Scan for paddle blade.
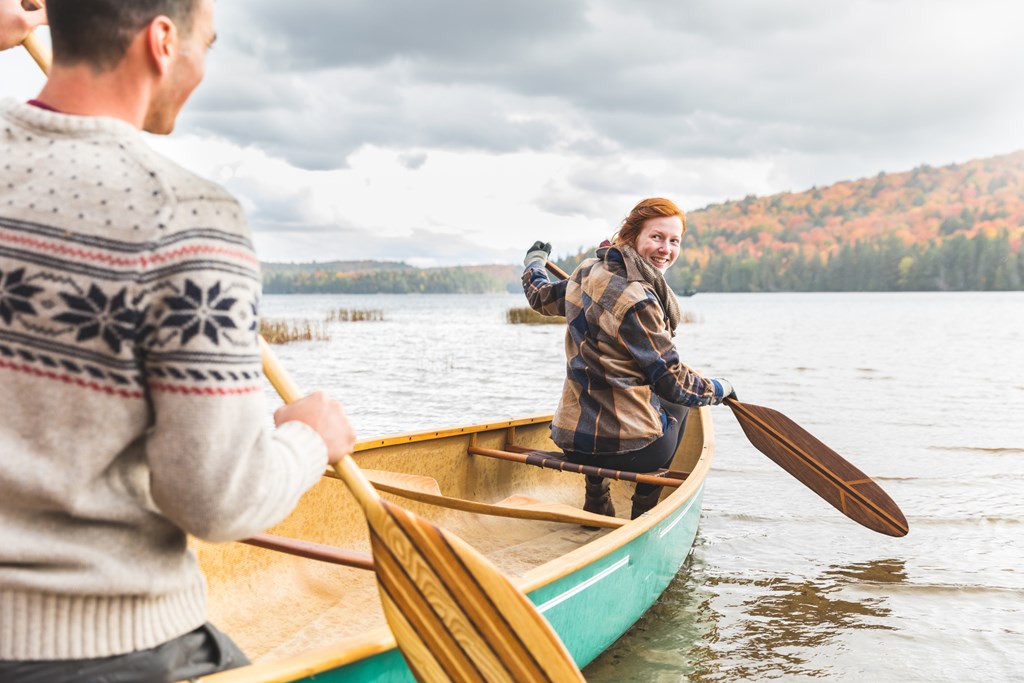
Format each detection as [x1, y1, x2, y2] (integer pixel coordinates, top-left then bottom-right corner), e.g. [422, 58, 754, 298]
[727, 399, 909, 537]
[334, 457, 583, 683]
[368, 498, 584, 683]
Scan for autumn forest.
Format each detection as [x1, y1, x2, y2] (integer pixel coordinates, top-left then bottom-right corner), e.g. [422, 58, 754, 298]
[264, 150, 1024, 294]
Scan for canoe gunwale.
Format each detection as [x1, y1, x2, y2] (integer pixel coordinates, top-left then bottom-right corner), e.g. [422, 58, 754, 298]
[197, 407, 714, 683]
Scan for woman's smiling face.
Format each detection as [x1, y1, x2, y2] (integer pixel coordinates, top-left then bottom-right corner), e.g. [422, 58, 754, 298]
[634, 215, 684, 271]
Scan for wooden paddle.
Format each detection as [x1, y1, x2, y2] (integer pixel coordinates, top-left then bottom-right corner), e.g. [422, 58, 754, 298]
[20, 1, 50, 74]
[724, 398, 908, 536]
[260, 338, 585, 682]
[542, 259, 908, 537]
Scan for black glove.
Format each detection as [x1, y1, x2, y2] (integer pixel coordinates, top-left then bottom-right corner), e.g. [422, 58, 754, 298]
[523, 240, 552, 268]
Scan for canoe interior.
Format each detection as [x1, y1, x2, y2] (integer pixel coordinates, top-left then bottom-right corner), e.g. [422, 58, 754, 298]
[195, 409, 709, 673]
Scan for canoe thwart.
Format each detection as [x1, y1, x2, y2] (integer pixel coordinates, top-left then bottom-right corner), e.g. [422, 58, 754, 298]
[470, 445, 689, 488]
[242, 533, 374, 571]
[331, 465, 626, 529]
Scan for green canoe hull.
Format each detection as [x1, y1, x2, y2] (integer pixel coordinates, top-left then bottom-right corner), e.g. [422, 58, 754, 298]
[282, 485, 704, 682]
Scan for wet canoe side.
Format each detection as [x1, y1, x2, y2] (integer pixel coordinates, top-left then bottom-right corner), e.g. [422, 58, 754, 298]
[198, 407, 714, 683]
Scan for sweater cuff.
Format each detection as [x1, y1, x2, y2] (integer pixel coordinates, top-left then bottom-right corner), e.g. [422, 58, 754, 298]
[273, 420, 329, 477]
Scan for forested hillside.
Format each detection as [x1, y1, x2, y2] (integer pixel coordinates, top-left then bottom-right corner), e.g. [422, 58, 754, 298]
[669, 150, 1024, 291]
[263, 150, 1024, 293]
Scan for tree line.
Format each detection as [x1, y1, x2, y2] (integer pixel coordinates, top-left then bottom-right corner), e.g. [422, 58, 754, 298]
[262, 267, 507, 294]
[662, 230, 1023, 292]
[265, 230, 1022, 294]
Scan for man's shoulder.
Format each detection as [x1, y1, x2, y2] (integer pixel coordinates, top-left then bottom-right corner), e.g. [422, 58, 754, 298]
[115, 140, 248, 239]
[141, 151, 241, 214]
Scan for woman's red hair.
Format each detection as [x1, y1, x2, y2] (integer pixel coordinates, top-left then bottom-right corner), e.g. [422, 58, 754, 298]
[611, 197, 686, 248]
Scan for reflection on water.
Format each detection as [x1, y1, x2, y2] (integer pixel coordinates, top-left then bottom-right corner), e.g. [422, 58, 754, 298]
[585, 551, 907, 682]
[695, 560, 904, 681]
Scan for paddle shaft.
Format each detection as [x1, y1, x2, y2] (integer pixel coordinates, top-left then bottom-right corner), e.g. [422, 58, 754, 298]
[257, 339, 384, 517]
[545, 260, 569, 280]
[20, 1, 50, 74]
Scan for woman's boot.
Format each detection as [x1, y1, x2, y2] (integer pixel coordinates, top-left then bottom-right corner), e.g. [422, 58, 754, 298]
[630, 487, 663, 519]
[582, 476, 615, 529]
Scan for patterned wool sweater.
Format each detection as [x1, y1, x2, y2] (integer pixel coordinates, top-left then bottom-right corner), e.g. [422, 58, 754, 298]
[0, 100, 328, 660]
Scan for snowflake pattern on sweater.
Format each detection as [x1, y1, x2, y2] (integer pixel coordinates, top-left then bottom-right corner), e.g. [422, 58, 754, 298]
[0, 205, 261, 395]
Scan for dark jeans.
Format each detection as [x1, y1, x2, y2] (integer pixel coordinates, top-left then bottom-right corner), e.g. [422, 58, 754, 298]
[563, 401, 690, 496]
[0, 623, 248, 683]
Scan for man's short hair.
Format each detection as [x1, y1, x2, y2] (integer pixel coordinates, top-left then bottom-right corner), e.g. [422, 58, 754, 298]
[48, 0, 200, 70]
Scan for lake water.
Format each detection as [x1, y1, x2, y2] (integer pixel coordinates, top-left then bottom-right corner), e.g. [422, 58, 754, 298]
[262, 291, 1024, 683]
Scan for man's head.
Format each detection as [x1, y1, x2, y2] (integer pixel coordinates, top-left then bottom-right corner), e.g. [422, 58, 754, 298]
[46, 0, 216, 134]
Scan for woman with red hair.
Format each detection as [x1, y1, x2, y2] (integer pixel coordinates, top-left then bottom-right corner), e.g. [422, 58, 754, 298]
[523, 198, 735, 520]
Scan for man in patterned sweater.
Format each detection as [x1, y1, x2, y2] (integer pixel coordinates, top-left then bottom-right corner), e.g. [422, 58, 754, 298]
[0, 1, 356, 680]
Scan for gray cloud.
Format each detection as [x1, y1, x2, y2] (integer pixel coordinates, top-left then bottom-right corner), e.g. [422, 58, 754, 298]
[219, 0, 589, 69]
[189, 0, 1024, 177]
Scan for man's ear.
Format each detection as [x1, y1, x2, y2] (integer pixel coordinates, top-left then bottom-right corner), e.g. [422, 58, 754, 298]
[146, 16, 177, 74]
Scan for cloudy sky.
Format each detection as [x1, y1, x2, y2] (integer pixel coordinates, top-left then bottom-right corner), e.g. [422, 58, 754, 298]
[3, 0, 1024, 266]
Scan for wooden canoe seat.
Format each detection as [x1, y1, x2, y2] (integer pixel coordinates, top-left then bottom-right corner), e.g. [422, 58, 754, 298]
[467, 443, 690, 488]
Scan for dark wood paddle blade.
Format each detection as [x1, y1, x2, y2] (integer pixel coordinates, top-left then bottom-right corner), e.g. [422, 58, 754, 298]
[726, 399, 909, 537]
[335, 458, 584, 683]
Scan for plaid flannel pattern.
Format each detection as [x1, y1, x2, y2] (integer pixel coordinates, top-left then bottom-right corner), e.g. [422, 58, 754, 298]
[523, 248, 721, 455]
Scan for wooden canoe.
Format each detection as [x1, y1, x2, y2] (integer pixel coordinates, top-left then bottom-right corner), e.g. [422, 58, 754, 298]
[194, 406, 714, 682]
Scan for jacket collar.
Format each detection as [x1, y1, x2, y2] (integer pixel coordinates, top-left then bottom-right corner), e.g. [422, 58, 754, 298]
[597, 245, 645, 283]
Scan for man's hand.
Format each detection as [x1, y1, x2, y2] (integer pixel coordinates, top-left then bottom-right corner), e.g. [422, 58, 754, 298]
[0, 0, 47, 52]
[524, 240, 552, 268]
[274, 391, 356, 464]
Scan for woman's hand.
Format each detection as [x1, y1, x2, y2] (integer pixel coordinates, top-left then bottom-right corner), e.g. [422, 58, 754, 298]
[712, 378, 737, 403]
[524, 240, 552, 267]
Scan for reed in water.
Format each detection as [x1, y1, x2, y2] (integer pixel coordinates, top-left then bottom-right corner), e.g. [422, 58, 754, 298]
[506, 307, 565, 324]
[326, 308, 385, 322]
[259, 319, 330, 344]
